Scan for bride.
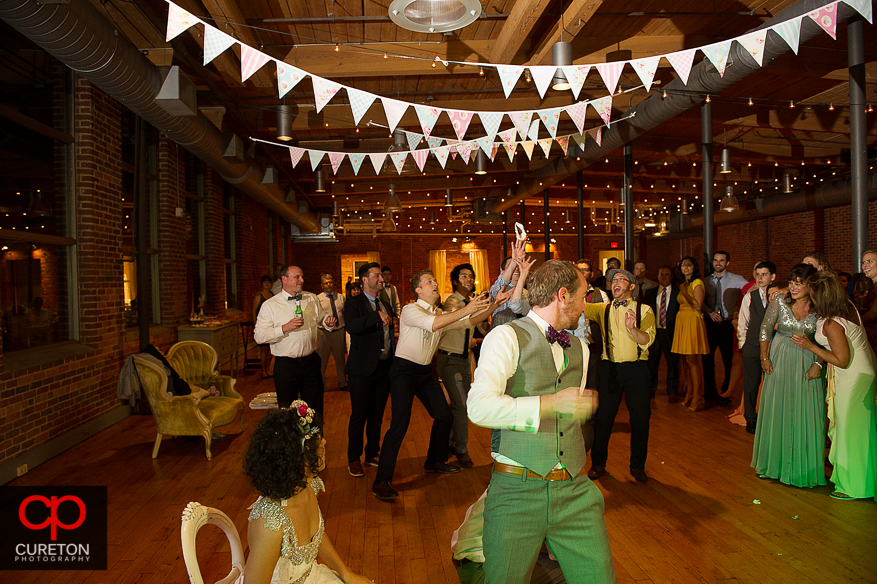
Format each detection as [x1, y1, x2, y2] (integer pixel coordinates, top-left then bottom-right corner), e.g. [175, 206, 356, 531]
[243, 402, 372, 584]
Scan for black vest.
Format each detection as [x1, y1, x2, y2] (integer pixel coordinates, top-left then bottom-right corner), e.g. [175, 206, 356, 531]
[744, 289, 768, 350]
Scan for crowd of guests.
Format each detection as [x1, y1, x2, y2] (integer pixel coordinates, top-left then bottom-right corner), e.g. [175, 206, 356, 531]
[244, 246, 877, 584]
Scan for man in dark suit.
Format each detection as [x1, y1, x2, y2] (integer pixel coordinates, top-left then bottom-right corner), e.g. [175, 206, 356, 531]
[737, 261, 776, 434]
[644, 266, 680, 402]
[343, 262, 395, 478]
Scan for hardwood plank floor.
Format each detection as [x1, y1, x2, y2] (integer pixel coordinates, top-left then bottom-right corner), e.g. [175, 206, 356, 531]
[7, 358, 877, 584]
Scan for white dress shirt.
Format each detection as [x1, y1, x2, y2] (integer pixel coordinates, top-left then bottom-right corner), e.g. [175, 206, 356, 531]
[655, 284, 673, 330]
[468, 312, 589, 435]
[438, 292, 476, 354]
[254, 290, 330, 358]
[379, 283, 402, 317]
[395, 299, 472, 365]
[570, 287, 607, 342]
[704, 271, 748, 319]
[317, 291, 345, 330]
[737, 287, 767, 348]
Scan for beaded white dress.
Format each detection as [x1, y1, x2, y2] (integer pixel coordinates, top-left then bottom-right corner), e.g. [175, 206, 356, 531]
[247, 477, 342, 584]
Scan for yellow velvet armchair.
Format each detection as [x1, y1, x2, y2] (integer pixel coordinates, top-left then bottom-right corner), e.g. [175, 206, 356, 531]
[133, 341, 244, 461]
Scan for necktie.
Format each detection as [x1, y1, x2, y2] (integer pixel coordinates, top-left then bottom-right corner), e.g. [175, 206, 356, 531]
[715, 276, 723, 318]
[287, 294, 302, 302]
[327, 293, 339, 329]
[546, 325, 571, 349]
[373, 298, 384, 350]
[613, 299, 629, 309]
[659, 287, 668, 328]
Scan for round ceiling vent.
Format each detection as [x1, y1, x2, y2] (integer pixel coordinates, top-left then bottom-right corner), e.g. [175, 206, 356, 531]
[388, 0, 482, 34]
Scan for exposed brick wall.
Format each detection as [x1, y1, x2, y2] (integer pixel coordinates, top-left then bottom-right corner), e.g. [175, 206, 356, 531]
[203, 169, 226, 314]
[157, 137, 188, 325]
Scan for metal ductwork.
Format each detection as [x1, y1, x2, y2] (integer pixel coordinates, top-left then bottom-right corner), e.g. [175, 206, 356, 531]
[493, 0, 861, 212]
[679, 173, 877, 231]
[0, 0, 319, 232]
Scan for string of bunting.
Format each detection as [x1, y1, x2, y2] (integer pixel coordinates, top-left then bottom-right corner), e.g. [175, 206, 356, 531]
[165, 0, 870, 137]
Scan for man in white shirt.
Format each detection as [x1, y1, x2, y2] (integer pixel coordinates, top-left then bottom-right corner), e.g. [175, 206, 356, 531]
[379, 266, 402, 318]
[468, 259, 614, 584]
[633, 260, 658, 302]
[316, 273, 347, 391]
[255, 265, 335, 413]
[737, 260, 776, 434]
[372, 270, 499, 501]
[702, 251, 749, 406]
[645, 266, 680, 401]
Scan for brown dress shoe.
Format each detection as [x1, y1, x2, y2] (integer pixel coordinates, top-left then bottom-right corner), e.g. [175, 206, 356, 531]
[372, 481, 399, 500]
[348, 461, 365, 477]
[587, 465, 605, 480]
[630, 468, 649, 482]
[364, 456, 380, 467]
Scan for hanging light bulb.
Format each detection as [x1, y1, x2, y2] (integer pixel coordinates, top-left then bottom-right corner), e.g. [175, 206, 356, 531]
[334, 43, 340, 52]
[719, 185, 739, 212]
[444, 188, 453, 207]
[705, 94, 711, 103]
[550, 41, 572, 91]
[662, 89, 668, 99]
[829, 103, 834, 111]
[525, 71, 531, 83]
[783, 171, 793, 193]
[748, 97, 754, 106]
[789, 100, 795, 108]
[475, 150, 488, 175]
[276, 104, 293, 141]
[429, 208, 436, 224]
[384, 51, 388, 59]
[314, 168, 326, 193]
[479, 67, 484, 76]
[384, 183, 401, 212]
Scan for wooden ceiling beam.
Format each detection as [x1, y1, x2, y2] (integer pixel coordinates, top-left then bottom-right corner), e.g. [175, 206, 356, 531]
[724, 108, 877, 135]
[527, 0, 605, 66]
[489, 0, 551, 64]
[201, 0, 275, 88]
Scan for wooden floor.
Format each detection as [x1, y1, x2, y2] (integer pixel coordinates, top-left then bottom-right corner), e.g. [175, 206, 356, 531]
[8, 357, 877, 584]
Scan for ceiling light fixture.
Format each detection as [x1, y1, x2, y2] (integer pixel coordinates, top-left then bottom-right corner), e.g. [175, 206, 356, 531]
[719, 185, 738, 212]
[314, 168, 326, 193]
[783, 171, 793, 193]
[388, 0, 482, 34]
[276, 104, 293, 141]
[719, 132, 731, 174]
[444, 188, 453, 207]
[384, 183, 402, 212]
[551, 41, 572, 91]
[475, 149, 488, 175]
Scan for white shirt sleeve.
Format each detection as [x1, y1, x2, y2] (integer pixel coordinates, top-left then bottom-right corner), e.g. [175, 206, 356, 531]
[254, 297, 284, 344]
[737, 292, 752, 348]
[401, 302, 435, 331]
[467, 325, 541, 433]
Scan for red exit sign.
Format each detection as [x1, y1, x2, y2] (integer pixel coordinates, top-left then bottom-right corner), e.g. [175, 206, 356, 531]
[610, 242, 618, 249]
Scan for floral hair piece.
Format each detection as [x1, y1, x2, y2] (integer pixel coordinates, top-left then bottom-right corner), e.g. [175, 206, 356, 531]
[290, 399, 320, 446]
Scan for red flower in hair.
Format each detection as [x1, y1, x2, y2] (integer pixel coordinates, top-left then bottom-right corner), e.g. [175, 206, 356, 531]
[298, 404, 310, 417]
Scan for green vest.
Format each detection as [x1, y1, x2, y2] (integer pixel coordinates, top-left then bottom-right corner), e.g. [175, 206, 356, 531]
[497, 317, 587, 477]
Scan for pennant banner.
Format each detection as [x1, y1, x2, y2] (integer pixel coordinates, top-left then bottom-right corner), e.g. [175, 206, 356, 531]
[502, 141, 517, 162]
[328, 152, 345, 175]
[556, 136, 569, 155]
[498, 128, 517, 144]
[448, 110, 474, 141]
[203, 26, 236, 65]
[631, 56, 660, 90]
[389, 152, 407, 174]
[434, 146, 450, 168]
[405, 131, 422, 152]
[566, 101, 588, 134]
[369, 152, 386, 175]
[479, 112, 504, 141]
[347, 87, 376, 125]
[537, 138, 553, 158]
[561, 65, 591, 100]
[538, 108, 562, 139]
[772, 16, 802, 54]
[530, 66, 556, 98]
[496, 65, 525, 98]
[313, 77, 342, 113]
[381, 97, 409, 132]
[427, 136, 443, 149]
[348, 153, 366, 175]
[665, 49, 696, 85]
[596, 62, 624, 95]
[809, 2, 839, 39]
[414, 105, 441, 137]
[844, 0, 872, 23]
[166, 3, 198, 42]
[591, 96, 613, 126]
[476, 135, 494, 155]
[510, 111, 533, 140]
[737, 30, 768, 67]
[701, 42, 731, 77]
[521, 140, 536, 160]
[412, 149, 429, 172]
[277, 62, 306, 98]
[527, 119, 540, 142]
[309, 150, 326, 171]
[288, 147, 305, 168]
[241, 45, 270, 82]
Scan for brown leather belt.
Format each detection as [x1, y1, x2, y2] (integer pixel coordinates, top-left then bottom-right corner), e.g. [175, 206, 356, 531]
[493, 462, 583, 481]
[437, 349, 467, 358]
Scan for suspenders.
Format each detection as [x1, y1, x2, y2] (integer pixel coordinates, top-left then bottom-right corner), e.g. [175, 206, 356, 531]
[603, 301, 642, 361]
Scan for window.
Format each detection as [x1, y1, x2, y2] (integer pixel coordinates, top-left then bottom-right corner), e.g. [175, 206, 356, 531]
[185, 156, 206, 315]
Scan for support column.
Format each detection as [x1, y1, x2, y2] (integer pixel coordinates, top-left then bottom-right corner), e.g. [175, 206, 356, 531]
[502, 209, 508, 260]
[702, 101, 714, 263]
[849, 15, 868, 268]
[544, 189, 550, 261]
[623, 143, 634, 270]
[576, 170, 584, 259]
[134, 116, 151, 350]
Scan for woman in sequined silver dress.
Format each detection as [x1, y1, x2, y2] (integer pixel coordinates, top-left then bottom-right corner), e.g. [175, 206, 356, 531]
[751, 264, 828, 488]
[243, 404, 372, 584]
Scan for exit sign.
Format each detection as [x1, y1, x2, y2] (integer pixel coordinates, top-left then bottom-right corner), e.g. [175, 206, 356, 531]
[610, 242, 618, 249]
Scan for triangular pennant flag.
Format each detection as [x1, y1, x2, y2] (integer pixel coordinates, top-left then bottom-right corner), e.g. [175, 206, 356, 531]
[529, 66, 556, 98]
[490, 143, 499, 162]
[479, 112, 504, 141]
[449, 142, 459, 160]
[380, 97, 409, 132]
[502, 141, 517, 162]
[556, 136, 569, 155]
[309, 150, 326, 171]
[521, 140, 536, 160]
[561, 65, 591, 99]
[737, 30, 768, 67]
[475, 135, 494, 155]
[241, 45, 271, 82]
[313, 76, 342, 113]
[630, 56, 661, 90]
[496, 65, 525, 98]
[590, 96, 613, 126]
[537, 138, 553, 158]
[328, 152, 345, 175]
[414, 105, 441, 138]
[589, 127, 602, 147]
[277, 62, 307, 98]
[389, 151, 407, 174]
[566, 101, 588, 134]
[498, 128, 517, 144]
[427, 136, 443, 149]
[701, 42, 731, 77]
[665, 49, 696, 85]
[448, 110, 474, 140]
[459, 143, 474, 164]
[288, 147, 305, 168]
[509, 111, 533, 140]
[166, 3, 199, 42]
[573, 133, 587, 150]
[347, 87, 377, 125]
[537, 107, 562, 139]
[808, 2, 839, 40]
[527, 119, 540, 142]
[348, 153, 366, 176]
[595, 62, 625, 95]
[434, 146, 450, 168]
[203, 26, 236, 65]
[772, 16, 802, 55]
[843, 0, 873, 24]
[412, 149, 429, 172]
[405, 131, 423, 152]
[368, 152, 386, 175]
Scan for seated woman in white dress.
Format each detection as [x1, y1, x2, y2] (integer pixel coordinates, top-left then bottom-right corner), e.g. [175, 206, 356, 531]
[243, 402, 372, 584]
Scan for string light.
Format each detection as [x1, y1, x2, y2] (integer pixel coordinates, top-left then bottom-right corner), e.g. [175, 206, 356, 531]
[662, 89, 667, 99]
[384, 52, 388, 59]
[704, 95, 710, 103]
[789, 100, 795, 108]
[334, 44, 340, 52]
[829, 103, 834, 111]
[748, 97, 753, 106]
[479, 67, 484, 76]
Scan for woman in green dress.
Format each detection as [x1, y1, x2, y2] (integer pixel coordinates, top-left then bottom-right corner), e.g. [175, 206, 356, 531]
[752, 264, 827, 488]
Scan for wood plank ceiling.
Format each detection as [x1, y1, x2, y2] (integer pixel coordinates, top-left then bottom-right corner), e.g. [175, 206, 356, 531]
[78, 0, 877, 234]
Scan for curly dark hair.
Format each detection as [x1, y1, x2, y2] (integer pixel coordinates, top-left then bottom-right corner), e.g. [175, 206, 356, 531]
[675, 256, 701, 285]
[244, 408, 324, 500]
[786, 263, 818, 308]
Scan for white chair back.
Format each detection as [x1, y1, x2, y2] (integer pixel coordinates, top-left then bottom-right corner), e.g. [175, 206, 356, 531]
[181, 502, 245, 584]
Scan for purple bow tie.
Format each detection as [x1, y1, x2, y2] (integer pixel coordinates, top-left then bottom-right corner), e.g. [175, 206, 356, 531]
[546, 325, 571, 349]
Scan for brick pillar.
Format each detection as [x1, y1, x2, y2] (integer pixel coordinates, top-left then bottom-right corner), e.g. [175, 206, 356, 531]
[157, 137, 188, 325]
[203, 169, 226, 314]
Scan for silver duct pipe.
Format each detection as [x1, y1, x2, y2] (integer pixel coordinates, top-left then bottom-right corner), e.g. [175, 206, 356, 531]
[493, 0, 861, 213]
[681, 173, 877, 231]
[0, 0, 319, 232]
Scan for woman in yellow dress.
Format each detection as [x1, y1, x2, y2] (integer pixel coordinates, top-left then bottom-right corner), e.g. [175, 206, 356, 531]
[671, 257, 710, 412]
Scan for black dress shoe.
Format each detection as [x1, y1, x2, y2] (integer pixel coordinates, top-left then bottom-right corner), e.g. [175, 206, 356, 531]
[372, 481, 399, 500]
[587, 465, 605, 480]
[630, 468, 649, 483]
[424, 462, 462, 474]
[746, 420, 756, 434]
[456, 453, 474, 468]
